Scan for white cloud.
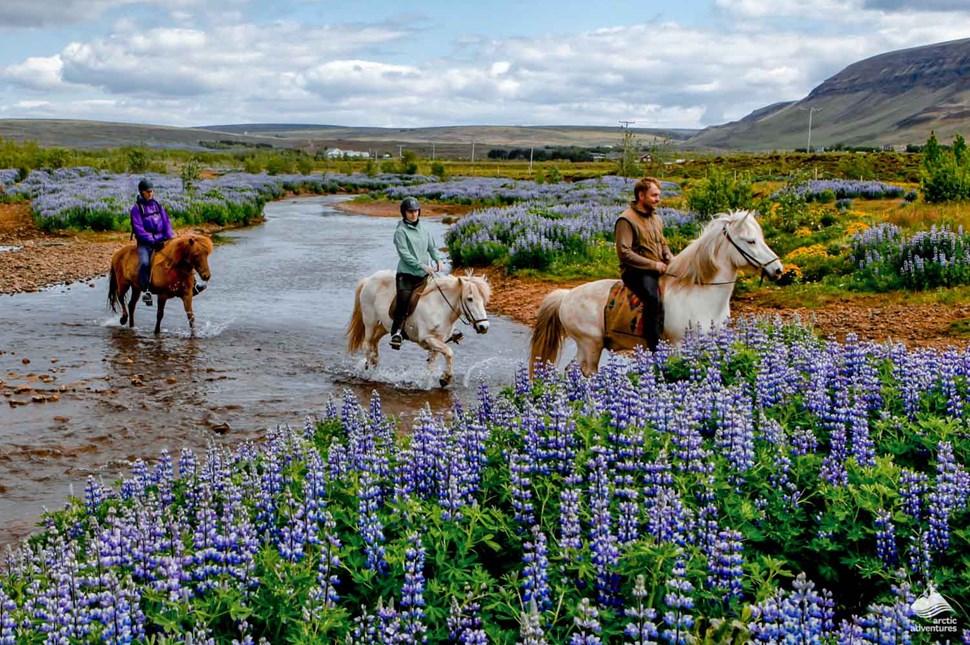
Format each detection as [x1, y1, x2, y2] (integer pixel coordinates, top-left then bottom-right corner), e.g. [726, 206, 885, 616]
[1, 56, 67, 91]
[0, 3, 968, 128]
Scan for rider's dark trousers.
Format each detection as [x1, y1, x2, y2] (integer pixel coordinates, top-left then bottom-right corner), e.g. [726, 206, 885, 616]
[136, 242, 154, 291]
[391, 272, 424, 335]
[621, 267, 663, 351]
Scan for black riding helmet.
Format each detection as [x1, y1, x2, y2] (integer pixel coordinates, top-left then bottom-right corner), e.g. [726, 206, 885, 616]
[138, 178, 154, 193]
[400, 196, 421, 219]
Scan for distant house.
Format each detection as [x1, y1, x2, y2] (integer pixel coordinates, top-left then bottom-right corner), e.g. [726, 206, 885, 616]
[325, 148, 370, 159]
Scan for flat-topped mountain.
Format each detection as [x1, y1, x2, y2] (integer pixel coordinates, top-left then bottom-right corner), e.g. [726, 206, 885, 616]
[688, 38, 970, 151]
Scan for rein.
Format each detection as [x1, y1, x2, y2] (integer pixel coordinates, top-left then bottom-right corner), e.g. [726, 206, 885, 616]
[431, 275, 488, 326]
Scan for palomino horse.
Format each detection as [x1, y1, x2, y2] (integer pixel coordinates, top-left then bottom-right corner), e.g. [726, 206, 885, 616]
[530, 210, 783, 375]
[107, 234, 213, 335]
[346, 270, 491, 387]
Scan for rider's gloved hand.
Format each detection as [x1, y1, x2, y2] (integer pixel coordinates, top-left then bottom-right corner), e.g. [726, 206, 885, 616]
[424, 265, 436, 276]
[152, 240, 166, 252]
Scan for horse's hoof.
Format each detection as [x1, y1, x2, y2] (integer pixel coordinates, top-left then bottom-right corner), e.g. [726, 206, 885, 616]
[120, 315, 128, 325]
[439, 375, 451, 387]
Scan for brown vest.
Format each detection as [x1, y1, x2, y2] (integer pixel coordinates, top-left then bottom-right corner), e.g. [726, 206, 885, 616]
[615, 204, 668, 270]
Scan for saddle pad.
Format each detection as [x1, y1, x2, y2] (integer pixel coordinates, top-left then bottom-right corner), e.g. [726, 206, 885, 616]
[603, 280, 645, 352]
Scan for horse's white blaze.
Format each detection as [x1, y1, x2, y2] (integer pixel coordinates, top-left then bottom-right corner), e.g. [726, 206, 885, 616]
[531, 210, 782, 374]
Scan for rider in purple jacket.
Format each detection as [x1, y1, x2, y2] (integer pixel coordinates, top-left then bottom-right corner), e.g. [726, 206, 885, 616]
[130, 178, 174, 307]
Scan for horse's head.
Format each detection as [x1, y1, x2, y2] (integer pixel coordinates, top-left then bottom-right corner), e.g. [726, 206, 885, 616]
[459, 274, 491, 334]
[173, 234, 213, 282]
[722, 210, 783, 280]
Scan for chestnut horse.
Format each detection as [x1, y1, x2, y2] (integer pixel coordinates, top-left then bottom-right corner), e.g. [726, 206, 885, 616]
[530, 210, 783, 375]
[107, 234, 213, 335]
[346, 270, 491, 387]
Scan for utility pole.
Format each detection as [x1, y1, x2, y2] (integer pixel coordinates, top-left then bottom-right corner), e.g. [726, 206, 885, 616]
[799, 107, 822, 153]
[471, 139, 476, 163]
[431, 142, 435, 161]
[529, 145, 534, 172]
[398, 145, 404, 159]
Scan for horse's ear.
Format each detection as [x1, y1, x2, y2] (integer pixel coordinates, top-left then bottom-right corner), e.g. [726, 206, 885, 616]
[189, 238, 195, 246]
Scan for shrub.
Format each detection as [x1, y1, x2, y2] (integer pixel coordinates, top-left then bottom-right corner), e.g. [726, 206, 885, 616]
[686, 169, 754, 215]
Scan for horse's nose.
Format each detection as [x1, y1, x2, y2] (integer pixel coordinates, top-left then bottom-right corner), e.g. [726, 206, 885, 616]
[476, 321, 489, 334]
[201, 271, 212, 281]
[770, 263, 783, 280]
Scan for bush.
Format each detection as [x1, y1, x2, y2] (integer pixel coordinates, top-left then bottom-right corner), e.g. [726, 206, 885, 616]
[686, 169, 753, 215]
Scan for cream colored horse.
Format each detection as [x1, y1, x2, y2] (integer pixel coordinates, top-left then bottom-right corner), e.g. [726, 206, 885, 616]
[530, 210, 783, 375]
[346, 270, 491, 387]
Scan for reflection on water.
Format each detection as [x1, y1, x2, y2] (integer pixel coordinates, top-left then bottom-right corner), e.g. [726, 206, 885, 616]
[0, 196, 531, 546]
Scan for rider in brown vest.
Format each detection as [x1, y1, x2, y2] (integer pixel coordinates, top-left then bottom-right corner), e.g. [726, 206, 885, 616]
[614, 177, 672, 351]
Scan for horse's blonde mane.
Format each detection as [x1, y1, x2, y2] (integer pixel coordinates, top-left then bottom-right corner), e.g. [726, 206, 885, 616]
[665, 210, 755, 287]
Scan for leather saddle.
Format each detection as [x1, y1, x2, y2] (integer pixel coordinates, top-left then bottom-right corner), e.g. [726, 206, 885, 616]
[388, 276, 431, 338]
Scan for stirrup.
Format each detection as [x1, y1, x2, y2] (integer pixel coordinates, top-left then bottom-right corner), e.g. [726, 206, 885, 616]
[142, 292, 153, 307]
[447, 329, 464, 344]
[389, 333, 402, 350]
[193, 282, 207, 296]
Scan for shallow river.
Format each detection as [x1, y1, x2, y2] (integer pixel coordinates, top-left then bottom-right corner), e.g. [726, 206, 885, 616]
[0, 196, 531, 545]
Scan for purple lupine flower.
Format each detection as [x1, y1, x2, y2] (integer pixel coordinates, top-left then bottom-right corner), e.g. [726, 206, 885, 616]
[522, 527, 552, 612]
[928, 441, 960, 552]
[0, 583, 19, 645]
[400, 532, 427, 643]
[518, 597, 549, 644]
[707, 529, 744, 602]
[509, 451, 535, 529]
[588, 449, 620, 607]
[874, 509, 898, 566]
[447, 584, 485, 643]
[624, 574, 659, 644]
[662, 557, 695, 645]
[899, 468, 927, 521]
[569, 597, 603, 644]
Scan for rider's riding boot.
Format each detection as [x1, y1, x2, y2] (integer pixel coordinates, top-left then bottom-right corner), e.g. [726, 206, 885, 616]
[193, 282, 207, 296]
[142, 291, 153, 307]
[390, 332, 403, 350]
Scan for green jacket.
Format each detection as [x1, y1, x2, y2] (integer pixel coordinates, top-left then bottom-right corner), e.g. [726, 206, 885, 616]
[394, 219, 442, 276]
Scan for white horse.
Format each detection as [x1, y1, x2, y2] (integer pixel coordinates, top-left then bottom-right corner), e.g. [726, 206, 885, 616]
[530, 210, 783, 375]
[346, 270, 491, 386]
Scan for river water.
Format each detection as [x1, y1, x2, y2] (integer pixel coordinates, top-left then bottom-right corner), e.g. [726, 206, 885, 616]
[0, 196, 531, 545]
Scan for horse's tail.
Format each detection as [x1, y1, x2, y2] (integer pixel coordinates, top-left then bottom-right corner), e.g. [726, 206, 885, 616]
[107, 265, 119, 312]
[346, 279, 366, 352]
[530, 289, 568, 376]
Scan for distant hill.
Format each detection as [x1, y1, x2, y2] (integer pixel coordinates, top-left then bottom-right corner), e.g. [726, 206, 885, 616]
[198, 123, 698, 158]
[0, 119, 695, 158]
[689, 38, 970, 151]
[0, 118, 292, 151]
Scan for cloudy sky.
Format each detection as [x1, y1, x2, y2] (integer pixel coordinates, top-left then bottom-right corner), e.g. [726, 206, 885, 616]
[0, 0, 967, 130]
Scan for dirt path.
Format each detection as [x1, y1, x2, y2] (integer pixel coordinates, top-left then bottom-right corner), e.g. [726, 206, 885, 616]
[3, 199, 969, 350]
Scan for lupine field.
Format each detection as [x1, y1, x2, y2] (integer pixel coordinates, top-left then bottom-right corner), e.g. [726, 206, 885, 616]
[2, 164, 970, 641]
[0, 320, 968, 643]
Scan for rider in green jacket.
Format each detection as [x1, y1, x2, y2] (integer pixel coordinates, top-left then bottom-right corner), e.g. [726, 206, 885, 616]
[390, 197, 442, 349]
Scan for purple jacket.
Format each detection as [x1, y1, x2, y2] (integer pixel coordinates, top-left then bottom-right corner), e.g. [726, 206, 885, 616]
[130, 198, 174, 245]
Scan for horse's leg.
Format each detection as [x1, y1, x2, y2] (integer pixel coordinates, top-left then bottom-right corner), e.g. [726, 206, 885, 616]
[154, 296, 169, 335]
[422, 337, 453, 387]
[118, 283, 130, 326]
[364, 323, 384, 368]
[575, 337, 604, 376]
[127, 287, 140, 329]
[179, 294, 195, 336]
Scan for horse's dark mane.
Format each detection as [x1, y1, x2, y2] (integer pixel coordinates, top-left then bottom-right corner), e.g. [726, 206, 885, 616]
[665, 210, 755, 287]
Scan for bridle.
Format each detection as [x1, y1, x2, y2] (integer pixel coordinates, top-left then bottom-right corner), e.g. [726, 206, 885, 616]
[431, 275, 488, 326]
[664, 223, 779, 286]
[722, 223, 780, 281]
